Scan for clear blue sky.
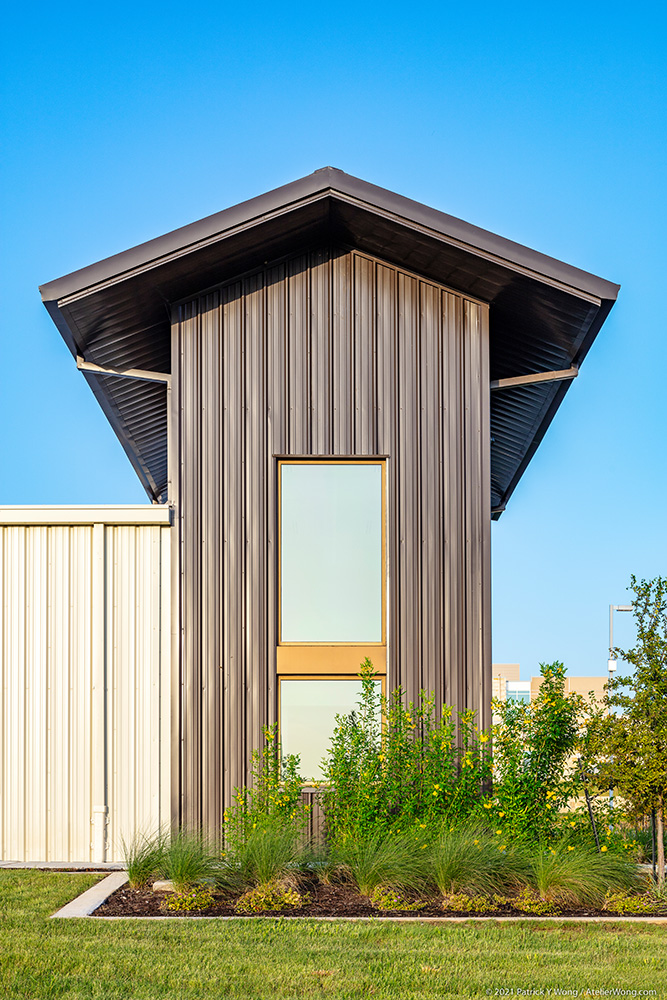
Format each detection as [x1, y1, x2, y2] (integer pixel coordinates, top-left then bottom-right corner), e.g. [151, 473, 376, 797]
[1, 2, 665, 679]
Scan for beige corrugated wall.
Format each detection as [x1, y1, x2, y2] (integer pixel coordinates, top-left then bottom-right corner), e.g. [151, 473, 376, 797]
[0, 507, 171, 863]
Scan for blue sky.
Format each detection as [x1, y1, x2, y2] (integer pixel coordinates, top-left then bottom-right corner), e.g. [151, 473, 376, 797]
[1, 2, 665, 678]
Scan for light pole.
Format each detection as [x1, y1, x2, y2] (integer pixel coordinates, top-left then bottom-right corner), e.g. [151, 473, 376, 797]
[607, 603, 633, 821]
[608, 603, 633, 677]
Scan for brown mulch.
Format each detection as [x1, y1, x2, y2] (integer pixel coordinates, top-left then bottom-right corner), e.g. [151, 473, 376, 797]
[93, 880, 656, 919]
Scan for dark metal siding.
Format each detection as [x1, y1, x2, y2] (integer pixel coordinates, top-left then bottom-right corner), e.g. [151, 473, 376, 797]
[172, 248, 490, 831]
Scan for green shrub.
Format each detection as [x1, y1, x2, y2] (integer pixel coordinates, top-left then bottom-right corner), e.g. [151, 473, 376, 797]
[431, 825, 530, 897]
[235, 878, 306, 913]
[440, 892, 496, 914]
[160, 830, 221, 892]
[528, 841, 641, 907]
[369, 886, 426, 911]
[505, 889, 558, 915]
[224, 725, 308, 846]
[332, 829, 432, 897]
[122, 832, 165, 888]
[161, 886, 215, 912]
[321, 660, 492, 843]
[603, 891, 663, 915]
[492, 662, 584, 843]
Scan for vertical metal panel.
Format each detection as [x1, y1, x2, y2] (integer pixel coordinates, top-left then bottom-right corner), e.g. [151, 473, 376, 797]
[174, 249, 491, 830]
[0, 511, 170, 862]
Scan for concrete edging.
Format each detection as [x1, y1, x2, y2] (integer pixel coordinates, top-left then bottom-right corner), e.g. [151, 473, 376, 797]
[51, 871, 128, 918]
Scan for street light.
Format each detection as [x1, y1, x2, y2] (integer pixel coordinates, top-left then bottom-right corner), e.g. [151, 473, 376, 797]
[608, 604, 633, 678]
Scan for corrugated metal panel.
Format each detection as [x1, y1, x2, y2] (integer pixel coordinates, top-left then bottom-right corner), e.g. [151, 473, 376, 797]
[173, 247, 491, 831]
[0, 509, 170, 863]
[42, 168, 617, 518]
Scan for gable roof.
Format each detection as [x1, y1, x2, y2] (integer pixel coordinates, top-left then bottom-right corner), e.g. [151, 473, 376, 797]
[40, 167, 619, 513]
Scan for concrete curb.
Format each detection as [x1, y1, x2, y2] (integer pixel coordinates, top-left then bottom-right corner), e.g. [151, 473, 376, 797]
[91, 913, 667, 924]
[51, 871, 128, 918]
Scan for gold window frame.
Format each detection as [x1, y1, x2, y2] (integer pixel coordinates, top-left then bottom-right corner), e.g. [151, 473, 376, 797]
[278, 674, 386, 784]
[276, 457, 387, 676]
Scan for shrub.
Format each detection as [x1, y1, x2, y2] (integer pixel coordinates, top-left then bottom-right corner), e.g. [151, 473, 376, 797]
[431, 825, 530, 897]
[235, 878, 306, 913]
[321, 660, 492, 843]
[332, 829, 432, 897]
[224, 725, 308, 846]
[492, 662, 584, 842]
[528, 841, 641, 907]
[122, 832, 165, 888]
[369, 886, 426, 911]
[220, 725, 311, 893]
[160, 830, 221, 892]
[505, 889, 558, 915]
[440, 892, 496, 914]
[604, 891, 664, 915]
[161, 886, 215, 912]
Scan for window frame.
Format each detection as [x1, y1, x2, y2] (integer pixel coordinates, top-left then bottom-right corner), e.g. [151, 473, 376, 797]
[276, 457, 387, 676]
[278, 673, 386, 782]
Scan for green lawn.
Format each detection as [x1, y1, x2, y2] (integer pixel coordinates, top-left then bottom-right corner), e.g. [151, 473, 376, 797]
[1, 872, 667, 999]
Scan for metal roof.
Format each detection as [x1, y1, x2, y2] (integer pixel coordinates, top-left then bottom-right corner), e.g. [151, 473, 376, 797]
[40, 166, 619, 512]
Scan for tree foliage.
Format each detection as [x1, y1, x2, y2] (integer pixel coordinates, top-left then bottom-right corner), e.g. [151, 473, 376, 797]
[320, 659, 492, 844]
[491, 661, 583, 842]
[589, 576, 667, 882]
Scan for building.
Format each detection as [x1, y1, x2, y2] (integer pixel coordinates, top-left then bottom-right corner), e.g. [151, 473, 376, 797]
[0, 169, 618, 860]
[493, 664, 606, 704]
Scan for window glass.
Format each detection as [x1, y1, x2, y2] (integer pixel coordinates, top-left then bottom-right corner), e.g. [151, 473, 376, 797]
[280, 678, 381, 781]
[280, 462, 382, 642]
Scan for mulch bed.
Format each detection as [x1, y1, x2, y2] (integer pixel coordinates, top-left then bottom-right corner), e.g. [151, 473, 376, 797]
[93, 880, 657, 919]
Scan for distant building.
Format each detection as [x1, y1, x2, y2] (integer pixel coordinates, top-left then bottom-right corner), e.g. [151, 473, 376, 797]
[493, 664, 606, 705]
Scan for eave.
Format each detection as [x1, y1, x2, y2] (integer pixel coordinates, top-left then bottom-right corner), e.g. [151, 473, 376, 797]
[40, 167, 619, 511]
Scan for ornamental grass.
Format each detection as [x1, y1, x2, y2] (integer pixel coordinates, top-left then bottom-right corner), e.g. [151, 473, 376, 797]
[430, 824, 531, 898]
[218, 817, 309, 892]
[332, 829, 432, 898]
[122, 831, 166, 888]
[527, 840, 642, 907]
[159, 829, 222, 892]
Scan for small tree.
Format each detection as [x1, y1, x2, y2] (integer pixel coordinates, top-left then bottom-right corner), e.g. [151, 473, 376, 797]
[590, 576, 667, 883]
[492, 662, 583, 842]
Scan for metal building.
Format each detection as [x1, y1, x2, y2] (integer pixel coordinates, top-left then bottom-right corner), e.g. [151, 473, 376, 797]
[33, 168, 618, 842]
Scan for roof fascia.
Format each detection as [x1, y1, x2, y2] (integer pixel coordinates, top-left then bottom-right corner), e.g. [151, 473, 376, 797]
[40, 167, 619, 309]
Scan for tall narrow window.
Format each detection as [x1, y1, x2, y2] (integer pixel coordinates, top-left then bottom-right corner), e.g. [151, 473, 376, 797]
[278, 459, 386, 779]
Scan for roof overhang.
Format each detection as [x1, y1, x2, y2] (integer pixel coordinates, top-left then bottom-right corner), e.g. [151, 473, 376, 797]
[40, 167, 619, 510]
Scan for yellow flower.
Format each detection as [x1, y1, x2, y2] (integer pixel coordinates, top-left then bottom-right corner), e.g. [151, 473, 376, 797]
[421, 844, 427, 849]
[498, 812, 505, 818]
[500, 845, 506, 851]
[495, 829, 502, 836]
[483, 802, 492, 810]
[569, 821, 576, 828]
[419, 823, 426, 829]
[600, 845, 608, 852]
[473, 839, 479, 846]
[567, 846, 574, 851]
[480, 733, 489, 743]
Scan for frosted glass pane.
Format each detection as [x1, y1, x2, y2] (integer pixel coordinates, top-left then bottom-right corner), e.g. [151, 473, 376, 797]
[281, 463, 382, 642]
[280, 679, 381, 781]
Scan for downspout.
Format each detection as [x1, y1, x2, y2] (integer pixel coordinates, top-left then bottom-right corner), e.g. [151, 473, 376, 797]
[91, 521, 108, 862]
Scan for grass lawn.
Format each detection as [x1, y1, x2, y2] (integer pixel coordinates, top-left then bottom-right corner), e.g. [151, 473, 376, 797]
[1, 872, 667, 999]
